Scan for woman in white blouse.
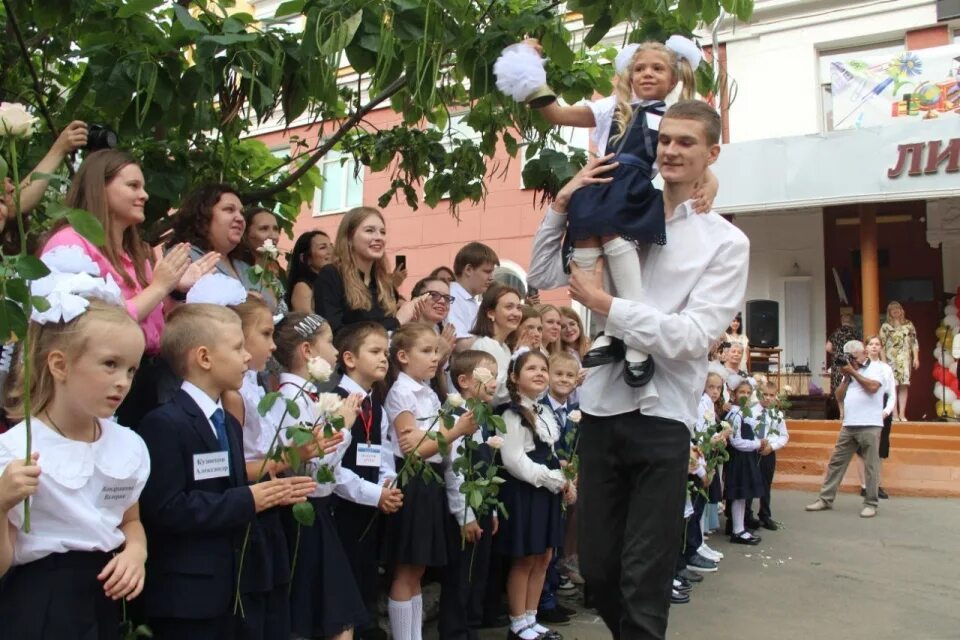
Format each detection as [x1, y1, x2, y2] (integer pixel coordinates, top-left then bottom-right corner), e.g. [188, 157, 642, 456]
[468, 283, 523, 407]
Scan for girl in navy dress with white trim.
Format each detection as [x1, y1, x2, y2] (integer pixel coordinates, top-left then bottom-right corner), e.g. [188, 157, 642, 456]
[498, 349, 575, 640]
[271, 313, 368, 640]
[384, 322, 479, 640]
[0, 262, 151, 640]
[723, 380, 767, 546]
[494, 36, 714, 386]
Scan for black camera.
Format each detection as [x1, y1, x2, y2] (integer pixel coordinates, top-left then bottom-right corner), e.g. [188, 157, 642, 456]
[85, 124, 117, 152]
[833, 354, 851, 368]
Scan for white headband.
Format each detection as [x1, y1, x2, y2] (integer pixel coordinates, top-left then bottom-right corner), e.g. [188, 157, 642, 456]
[615, 35, 703, 75]
[185, 273, 249, 306]
[30, 246, 124, 325]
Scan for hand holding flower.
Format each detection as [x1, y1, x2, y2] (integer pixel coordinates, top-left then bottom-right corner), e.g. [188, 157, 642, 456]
[462, 520, 483, 544]
[0, 452, 40, 513]
[98, 544, 147, 601]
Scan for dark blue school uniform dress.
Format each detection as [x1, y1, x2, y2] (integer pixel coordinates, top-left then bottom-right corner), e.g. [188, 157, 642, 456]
[723, 409, 765, 501]
[564, 101, 667, 261]
[496, 406, 564, 558]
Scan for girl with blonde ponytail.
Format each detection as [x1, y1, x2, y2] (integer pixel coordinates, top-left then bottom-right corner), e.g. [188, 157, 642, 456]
[495, 35, 718, 389]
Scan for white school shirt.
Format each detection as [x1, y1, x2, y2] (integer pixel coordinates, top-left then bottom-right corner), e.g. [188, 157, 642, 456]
[586, 95, 668, 170]
[448, 281, 480, 340]
[443, 419, 486, 527]
[274, 372, 352, 498]
[528, 201, 750, 428]
[695, 394, 716, 436]
[500, 400, 566, 493]
[759, 408, 790, 451]
[238, 370, 278, 461]
[469, 336, 512, 407]
[384, 371, 443, 464]
[181, 380, 224, 439]
[333, 373, 396, 507]
[0, 418, 150, 565]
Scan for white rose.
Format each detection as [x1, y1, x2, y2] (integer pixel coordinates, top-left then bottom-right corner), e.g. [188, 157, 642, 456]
[485, 435, 504, 450]
[314, 392, 344, 417]
[257, 238, 279, 260]
[446, 392, 465, 408]
[0, 102, 39, 139]
[567, 409, 582, 423]
[473, 367, 494, 384]
[306, 356, 332, 382]
[720, 420, 732, 431]
[703, 409, 716, 423]
[783, 385, 794, 394]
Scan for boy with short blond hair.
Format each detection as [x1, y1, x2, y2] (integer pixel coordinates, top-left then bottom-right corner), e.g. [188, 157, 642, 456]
[137, 304, 313, 639]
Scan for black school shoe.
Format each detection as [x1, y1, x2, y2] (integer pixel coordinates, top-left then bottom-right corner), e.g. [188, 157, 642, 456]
[879, 487, 889, 499]
[537, 608, 571, 625]
[670, 589, 690, 604]
[730, 531, 762, 545]
[623, 355, 655, 388]
[676, 568, 704, 583]
[582, 336, 625, 368]
[760, 518, 779, 531]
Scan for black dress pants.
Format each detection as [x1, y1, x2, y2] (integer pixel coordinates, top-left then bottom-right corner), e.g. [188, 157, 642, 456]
[577, 411, 689, 640]
[758, 451, 776, 521]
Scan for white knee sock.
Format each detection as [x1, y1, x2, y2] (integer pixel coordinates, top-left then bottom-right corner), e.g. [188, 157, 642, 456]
[573, 247, 609, 346]
[732, 499, 746, 535]
[388, 599, 413, 640]
[410, 593, 423, 640]
[603, 237, 648, 363]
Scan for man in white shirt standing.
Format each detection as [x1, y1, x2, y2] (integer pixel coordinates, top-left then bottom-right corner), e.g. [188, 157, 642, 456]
[528, 101, 749, 640]
[806, 340, 885, 518]
[447, 242, 499, 349]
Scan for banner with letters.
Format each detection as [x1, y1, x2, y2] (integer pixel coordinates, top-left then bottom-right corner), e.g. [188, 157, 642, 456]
[829, 44, 960, 130]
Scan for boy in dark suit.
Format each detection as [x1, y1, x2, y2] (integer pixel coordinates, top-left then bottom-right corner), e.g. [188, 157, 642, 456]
[136, 304, 311, 640]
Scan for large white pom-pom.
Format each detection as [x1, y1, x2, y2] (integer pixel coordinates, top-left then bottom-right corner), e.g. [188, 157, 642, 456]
[186, 273, 248, 306]
[41, 245, 102, 277]
[665, 35, 702, 69]
[615, 44, 641, 75]
[494, 43, 547, 103]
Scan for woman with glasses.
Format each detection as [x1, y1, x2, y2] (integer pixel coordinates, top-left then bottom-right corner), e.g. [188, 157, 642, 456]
[412, 276, 458, 367]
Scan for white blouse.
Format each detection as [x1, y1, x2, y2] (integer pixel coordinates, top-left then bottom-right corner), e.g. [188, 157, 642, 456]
[384, 371, 443, 464]
[0, 418, 150, 565]
[469, 336, 512, 407]
[500, 400, 566, 494]
[239, 370, 278, 461]
[274, 372, 352, 498]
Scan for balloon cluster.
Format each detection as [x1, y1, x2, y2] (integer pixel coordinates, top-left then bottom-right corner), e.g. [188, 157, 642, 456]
[933, 286, 960, 419]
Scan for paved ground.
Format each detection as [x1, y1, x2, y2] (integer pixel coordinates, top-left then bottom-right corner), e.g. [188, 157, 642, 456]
[461, 490, 960, 640]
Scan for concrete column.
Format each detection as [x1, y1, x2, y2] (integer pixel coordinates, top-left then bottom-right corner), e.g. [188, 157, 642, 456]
[859, 203, 880, 336]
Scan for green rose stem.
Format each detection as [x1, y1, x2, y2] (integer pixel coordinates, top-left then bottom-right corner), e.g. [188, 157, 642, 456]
[10, 139, 33, 533]
[357, 413, 443, 542]
[234, 382, 312, 616]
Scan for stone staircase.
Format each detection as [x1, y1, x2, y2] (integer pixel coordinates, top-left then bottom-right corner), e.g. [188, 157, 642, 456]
[773, 420, 960, 497]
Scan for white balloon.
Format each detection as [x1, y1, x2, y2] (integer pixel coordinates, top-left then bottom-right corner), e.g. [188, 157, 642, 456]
[946, 316, 960, 330]
[934, 382, 945, 398]
[945, 354, 956, 369]
[945, 389, 958, 404]
[934, 344, 945, 361]
[945, 303, 958, 317]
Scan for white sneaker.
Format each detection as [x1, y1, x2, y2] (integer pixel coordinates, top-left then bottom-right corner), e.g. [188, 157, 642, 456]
[698, 543, 723, 561]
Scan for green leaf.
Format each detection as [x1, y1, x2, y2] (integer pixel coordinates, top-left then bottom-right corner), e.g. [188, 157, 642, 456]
[286, 446, 301, 471]
[292, 500, 316, 526]
[275, 0, 305, 17]
[284, 398, 301, 419]
[489, 415, 506, 433]
[315, 464, 336, 484]
[469, 489, 482, 510]
[14, 255, 50, 280]
[66, 210, 106, 247]
[318, 10, 363, 56]
[172, 4, 208, 34]
[117, 0, 163, 19]
[201, 33, 258, 46]
[258, 392, 281, 416]
[290, 427, 314, 447]
[31, 296, 50, 312]
[6, 279, 29, 306]
[542, 30, 574, 69]
[0, 300, 28, 341]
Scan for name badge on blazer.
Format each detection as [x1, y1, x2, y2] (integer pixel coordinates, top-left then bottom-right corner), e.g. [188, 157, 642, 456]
[194, 451, 230, 481]
[356, 444, 382, 468]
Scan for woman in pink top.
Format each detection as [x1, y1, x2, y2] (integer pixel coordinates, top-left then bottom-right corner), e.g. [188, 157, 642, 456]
[41, 150, 217, 426]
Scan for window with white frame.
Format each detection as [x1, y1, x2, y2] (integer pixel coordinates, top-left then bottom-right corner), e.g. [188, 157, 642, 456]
[817, 41, 904, 132]
[314, 148, 364, 215]
[520, 125, 591, 189]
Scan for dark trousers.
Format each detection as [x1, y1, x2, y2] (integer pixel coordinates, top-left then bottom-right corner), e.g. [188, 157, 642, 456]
[683, 485, 707, 562]
[758, 452, 777, 521]
[334, 499, 381, 633]
[148, 616, 233, 640]
[578, 412, 689, 640]
[438, 513, 495, 640]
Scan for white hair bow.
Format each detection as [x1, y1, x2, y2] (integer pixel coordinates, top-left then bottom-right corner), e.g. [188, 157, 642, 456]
[186, 273, 249, 306]
[615, 35, 703, 75]
[30, 248, 124, 325]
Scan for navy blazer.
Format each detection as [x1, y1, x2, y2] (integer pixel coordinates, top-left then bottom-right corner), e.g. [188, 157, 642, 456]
[136, 389, 256, 619]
